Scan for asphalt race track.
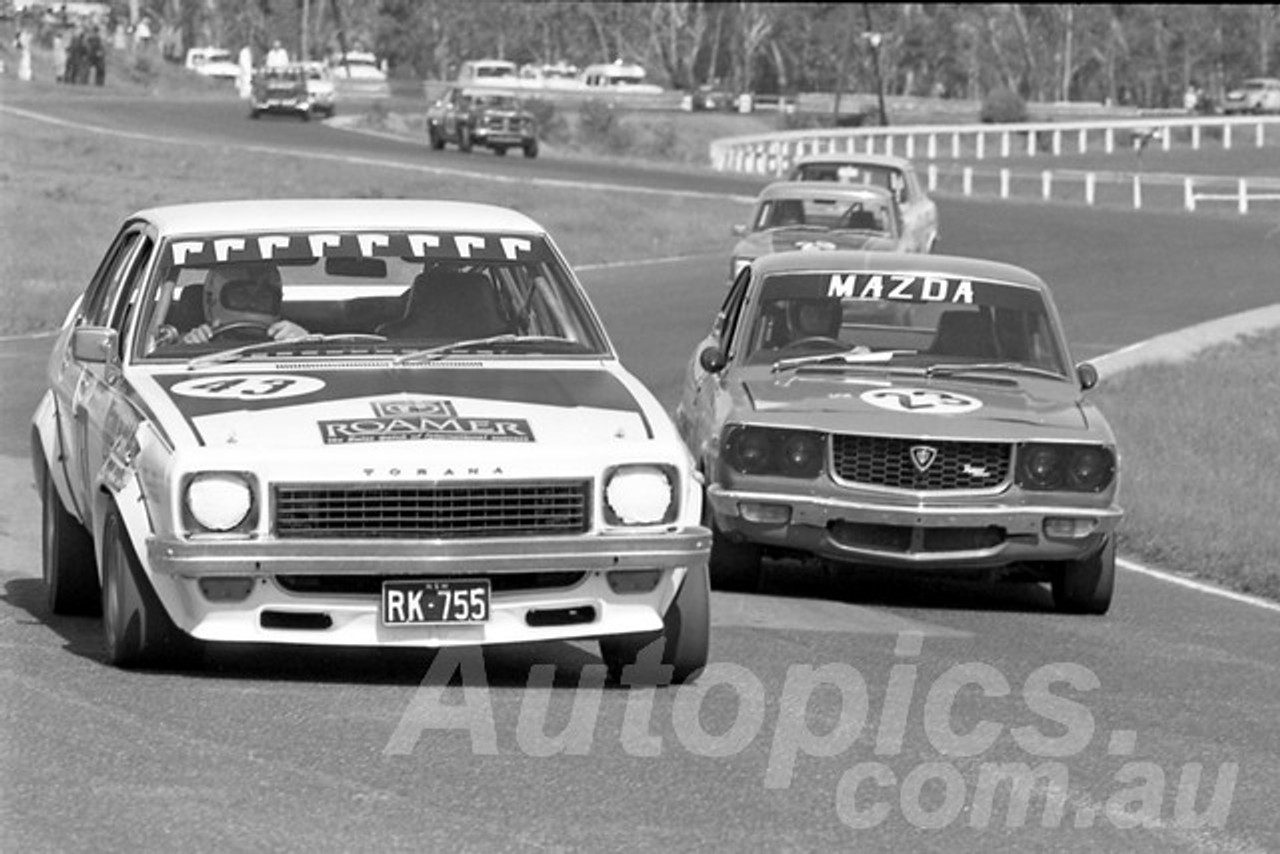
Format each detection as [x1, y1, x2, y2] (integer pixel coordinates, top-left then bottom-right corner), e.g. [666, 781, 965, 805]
[2, 92, 1278, 853]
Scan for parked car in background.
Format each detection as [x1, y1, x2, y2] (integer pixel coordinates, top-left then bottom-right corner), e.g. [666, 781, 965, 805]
[675, 250, 1122, 614]
[581, 60, 663, 94]
[296, 61, 336, 117]
[1221, 77, 1280, 115]
[688, 81, 736, 112]
[457, 58, 519, 87]
[249, 65, 315, 120]
[184, 47, 239, 81]
[729, 182, 908, 280]
[426, 87, 539, 157]
[31, 198, 711, 680]
[787, 153, 939, 253]
[327, 50, 390, 98]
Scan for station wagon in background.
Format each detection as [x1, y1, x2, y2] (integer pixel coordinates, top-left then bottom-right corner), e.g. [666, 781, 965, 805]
[31, 199, 710, 681]
[1221, 77, 1280, 115]
[676, 250, 1122, 614]
[787, 153, 939, 254]
[184, 46, 239, 81]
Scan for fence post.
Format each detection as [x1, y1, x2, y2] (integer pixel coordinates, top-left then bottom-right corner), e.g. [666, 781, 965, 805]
[1078, 127, 1087, 154]
[1161, 126, 1171, 152]
[1257, 122, 1265, 148]
[1184, 177, 1195, 212]
[1001, 131, 1011, 158]
[1041, 170, 1052, 200]
[1132, 174, 1142, 209]
[1085, 172, 1096, 205]
[963, 166, 973, 197]
[928, 163, 938, 192]
[952, 133, 961, 159]
[1105, 128, 1114, 154]
[886, 135, 895, 157]
[865, 134, 876, 155]
[906, 135, 915, 159]
[977, 133, 985, 160]
[1239, 178, 1248, 215]
[1026, 130, 1036, 156]
[1052, 129, 1062, 156]
[1192, 124, 1201, 150]
[1224, 122, 1232, 150]
[927, 133, 937, 160]
[1000, 168, 1011, 198]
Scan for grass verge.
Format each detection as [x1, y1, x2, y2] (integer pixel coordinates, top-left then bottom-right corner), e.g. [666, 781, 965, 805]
[1091, 332, 1280, 602]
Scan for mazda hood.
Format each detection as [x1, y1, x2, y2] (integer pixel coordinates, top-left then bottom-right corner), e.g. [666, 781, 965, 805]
[740, 369, 1092, 439]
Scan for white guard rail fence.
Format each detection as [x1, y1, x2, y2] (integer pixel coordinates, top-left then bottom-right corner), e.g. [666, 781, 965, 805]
[710, 115, 1280, 215]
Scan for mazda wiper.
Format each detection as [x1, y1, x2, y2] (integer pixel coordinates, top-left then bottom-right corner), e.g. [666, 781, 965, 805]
[925, 362, 1066, 381]
[772, 349, 915, 373]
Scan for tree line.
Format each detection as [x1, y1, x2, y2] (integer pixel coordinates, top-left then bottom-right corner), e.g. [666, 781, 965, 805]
[156, 2, 1279, 108]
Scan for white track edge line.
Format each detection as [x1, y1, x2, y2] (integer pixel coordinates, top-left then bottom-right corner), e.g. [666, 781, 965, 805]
[1118, 557, 1280, 614]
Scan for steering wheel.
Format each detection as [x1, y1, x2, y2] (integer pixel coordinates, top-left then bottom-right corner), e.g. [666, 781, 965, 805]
[210, 320, 272, 339]
[783, 336, 845, 351]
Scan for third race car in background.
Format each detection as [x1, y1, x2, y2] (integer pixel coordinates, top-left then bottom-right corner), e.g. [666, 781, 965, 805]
[787, 153, 939, 253]
[728, 182, 912, 281]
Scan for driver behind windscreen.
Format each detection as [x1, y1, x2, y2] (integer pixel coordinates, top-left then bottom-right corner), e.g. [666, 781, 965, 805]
[787, 297, 843, 341]
[182, 261, 308, 344]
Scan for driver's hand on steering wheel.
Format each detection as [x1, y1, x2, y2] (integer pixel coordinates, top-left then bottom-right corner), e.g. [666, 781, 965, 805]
[181, 320, 309, 344]
[181, 323, 214, 344]
[269, 319, 308, 340]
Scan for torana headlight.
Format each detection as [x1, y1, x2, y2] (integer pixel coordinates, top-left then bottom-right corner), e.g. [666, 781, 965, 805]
[604, 465, 677, 526]
[184, 472, 257, 534]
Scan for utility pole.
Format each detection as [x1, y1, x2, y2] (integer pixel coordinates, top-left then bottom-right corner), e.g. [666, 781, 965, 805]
[862, 4, 888, 126]
[301, 0, 310, 62]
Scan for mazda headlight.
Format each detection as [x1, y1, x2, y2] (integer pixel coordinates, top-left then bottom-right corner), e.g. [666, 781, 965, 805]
[721, 425, 826, 478]
[1016, 444, 1115, 493]
[603, 464, 677, 526]
[183, 472, 257, 535]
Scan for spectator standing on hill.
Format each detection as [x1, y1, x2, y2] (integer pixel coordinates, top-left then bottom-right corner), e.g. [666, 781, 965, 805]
[87, 26, 105, 86]
[68, 27, 89, 84]
[14, 27, 33, 82]
[132, 16, 151, 53]
[237, 44, 253, 99]
[67, 27, 87, 84]
[52, 30, 68, 82]
[265, 39, 289, 68]
[1183, 82, 1201, 114]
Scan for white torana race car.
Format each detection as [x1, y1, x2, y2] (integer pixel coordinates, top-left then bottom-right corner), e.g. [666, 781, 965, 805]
[31, 199, 710, 682]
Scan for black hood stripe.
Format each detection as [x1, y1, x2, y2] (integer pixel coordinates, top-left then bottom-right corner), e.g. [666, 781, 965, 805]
[154, 368, 651, 443]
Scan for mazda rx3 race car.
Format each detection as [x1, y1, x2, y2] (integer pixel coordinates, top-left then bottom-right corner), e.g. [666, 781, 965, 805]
[676, 250, 1122, 614]
[32, 199, 710, 680]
